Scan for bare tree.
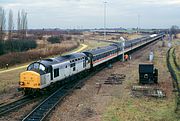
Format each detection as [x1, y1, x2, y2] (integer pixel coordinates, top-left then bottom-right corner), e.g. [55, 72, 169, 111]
[0, 7, 6, 41]
[8, 9, 13, 40]
[21, 10, 27, 38]
[17, 10, 21, 37]
[170, 25, 179, 35]
[17, 10, 28, 39]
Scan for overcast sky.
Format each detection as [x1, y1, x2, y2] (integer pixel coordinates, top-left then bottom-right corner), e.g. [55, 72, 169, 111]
[0, 0, 180, 29]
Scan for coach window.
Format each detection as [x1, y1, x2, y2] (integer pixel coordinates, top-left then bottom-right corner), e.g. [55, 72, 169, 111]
[54, 68, 59, 78]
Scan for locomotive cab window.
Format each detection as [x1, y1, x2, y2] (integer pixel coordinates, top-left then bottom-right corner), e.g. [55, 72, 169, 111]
[27, 63, 46, 72]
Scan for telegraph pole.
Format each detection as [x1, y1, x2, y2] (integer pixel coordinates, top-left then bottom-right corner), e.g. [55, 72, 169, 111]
[120, 37, 125, 62]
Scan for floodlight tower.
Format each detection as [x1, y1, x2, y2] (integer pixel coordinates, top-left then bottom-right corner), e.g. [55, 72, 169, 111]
[137, 14, 140, 33]
[104, 1, 107, 40]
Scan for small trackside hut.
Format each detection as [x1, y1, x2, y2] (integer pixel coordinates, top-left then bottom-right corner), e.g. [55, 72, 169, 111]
[139, 64, 158, 84]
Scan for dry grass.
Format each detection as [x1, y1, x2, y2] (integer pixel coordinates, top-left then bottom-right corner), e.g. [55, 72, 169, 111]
[176, 34, 180, 39]
[103, 98, 176, 121]
[83, 39, 110, 50]
[126, 33, 143, 40]
[0, 68, 25, 94]
[175, 44, 180, 67]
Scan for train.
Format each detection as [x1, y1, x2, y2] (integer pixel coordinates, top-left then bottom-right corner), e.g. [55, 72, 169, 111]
[19, 34, 164, 94]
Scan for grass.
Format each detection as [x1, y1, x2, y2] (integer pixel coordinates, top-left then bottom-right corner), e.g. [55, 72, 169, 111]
[83, 39, 110, 50]
[0, 68, 25, 94]
[103, 98, 177, 121]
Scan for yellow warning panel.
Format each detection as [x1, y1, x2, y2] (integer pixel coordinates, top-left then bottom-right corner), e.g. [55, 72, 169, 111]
[20, 71, 40, 89]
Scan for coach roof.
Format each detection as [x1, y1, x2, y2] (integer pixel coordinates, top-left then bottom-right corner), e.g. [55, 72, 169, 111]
[83, 45, 117, 56]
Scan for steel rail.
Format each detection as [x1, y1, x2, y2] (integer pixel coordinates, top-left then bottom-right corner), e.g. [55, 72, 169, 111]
[0, 96, 33, 116]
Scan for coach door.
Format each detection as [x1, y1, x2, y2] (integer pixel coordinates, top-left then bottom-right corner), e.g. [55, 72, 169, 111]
[70, 60, 76, 75]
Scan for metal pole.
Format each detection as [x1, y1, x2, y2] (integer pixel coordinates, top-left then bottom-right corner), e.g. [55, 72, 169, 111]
[120, 37, 125, 62]
[137, 14, 140, 33]
[104, 1, 107, 40]
[122, 40, 125, 62]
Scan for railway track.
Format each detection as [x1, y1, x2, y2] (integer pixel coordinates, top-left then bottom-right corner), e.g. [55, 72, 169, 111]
[0, 96, 36, 116]
[22, 81, 85, 121]
[22, 67, 103, 121]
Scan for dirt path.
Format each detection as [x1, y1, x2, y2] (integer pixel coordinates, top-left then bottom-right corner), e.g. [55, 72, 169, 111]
[72, 44, 88, 53]
[0, 44, 88, 74]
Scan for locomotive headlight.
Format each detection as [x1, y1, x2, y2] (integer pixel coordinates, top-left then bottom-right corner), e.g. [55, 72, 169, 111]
[20, 82, 24, 86]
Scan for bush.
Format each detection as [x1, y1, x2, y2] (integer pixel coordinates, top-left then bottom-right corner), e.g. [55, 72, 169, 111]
[0, 39, 37, 55]
[0, 41, 79, 68]
[47, 36, 61, 44]
[0, 41, 5, 55]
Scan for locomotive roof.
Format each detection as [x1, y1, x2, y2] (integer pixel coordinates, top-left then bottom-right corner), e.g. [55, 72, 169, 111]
[83, 45, 117, 56]
[37, 53, 86, 67]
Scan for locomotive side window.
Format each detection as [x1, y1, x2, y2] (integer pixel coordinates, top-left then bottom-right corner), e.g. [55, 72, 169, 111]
[54, 68, 59, 78]
[70, 63, 75, 67]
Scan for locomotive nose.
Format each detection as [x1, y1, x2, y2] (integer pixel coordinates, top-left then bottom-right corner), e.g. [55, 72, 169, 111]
[20, 71, 41, 89]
